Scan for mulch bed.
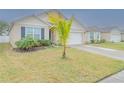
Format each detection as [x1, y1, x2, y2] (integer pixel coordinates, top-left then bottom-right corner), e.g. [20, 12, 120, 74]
[13, 46, 47, 53]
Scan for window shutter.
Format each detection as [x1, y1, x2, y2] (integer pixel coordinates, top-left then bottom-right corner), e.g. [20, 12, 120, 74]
[41, 28, 44, 39]
[21, 27, 25, 39]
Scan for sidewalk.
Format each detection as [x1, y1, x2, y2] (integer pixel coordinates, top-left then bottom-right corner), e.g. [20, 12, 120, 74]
[99, 70, 124, 83]
[71, 45, 124, 83]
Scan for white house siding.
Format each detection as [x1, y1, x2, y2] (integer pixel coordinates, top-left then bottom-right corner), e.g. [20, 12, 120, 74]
[0, 36, 9, 43]
[38, 11, 86, 45]
[68, 19, 85, 45]
[37, 13, 49, 24]
[68, 32, 83, 45]
[10, 16, 49, 48]
[110, 30, 121, 42]
[121, 33, 124, 41]
[54, 25, 85, 45]
[71, 19, 85, 31]
[101, 32, 110, 41]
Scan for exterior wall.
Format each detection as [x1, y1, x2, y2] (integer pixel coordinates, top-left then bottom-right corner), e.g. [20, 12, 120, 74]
[71, 20, 85, 32]
[10, 11, 87, 47]
[70, 20, 86, 44]
[101, 32, 110, 41]
[121, 33, 124, 40]
[84, 31, 101, 43]
[110, 29, 121, 35]
[110, 29, 121, 42]
[37, 13, 49, 24]
[84, 32, 89, 43]
[38, 11, 86, 44]
[101, 29, 121, 42]
[10, 16, 49, 48]
[10, 24, 21, 48]
[49, 19, 86, 44]
[84, 32, 88, 43]
[38, 13, 60, 44]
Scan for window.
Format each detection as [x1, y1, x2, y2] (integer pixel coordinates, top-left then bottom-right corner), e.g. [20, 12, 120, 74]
[89, 32, 100, 41]
[34, 28, 41, 40]
[95, 32, 100, 40]
[90, 32, 94, 40]
[25, 27, 44, 40]
[25, 27, 33, 38]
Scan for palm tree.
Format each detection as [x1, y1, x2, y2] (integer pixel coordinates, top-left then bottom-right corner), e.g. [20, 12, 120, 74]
[49, 13, 73, 58]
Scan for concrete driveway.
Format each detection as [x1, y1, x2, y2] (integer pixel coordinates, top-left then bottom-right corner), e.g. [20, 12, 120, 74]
[71, 45, 124, 83]
[71, 45, 124, 61]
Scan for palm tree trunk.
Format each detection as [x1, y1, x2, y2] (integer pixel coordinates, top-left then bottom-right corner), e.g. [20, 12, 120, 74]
[62, 44, 66, 58]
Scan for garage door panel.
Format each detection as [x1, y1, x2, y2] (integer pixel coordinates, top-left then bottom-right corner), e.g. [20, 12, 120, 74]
[111, 34, 121, 42]
[68, 33, 82, 45]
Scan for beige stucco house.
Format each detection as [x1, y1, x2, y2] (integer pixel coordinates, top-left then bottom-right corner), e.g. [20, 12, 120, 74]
[9, 10, 124, 48]
[101, 27, 122, 42]
[85, 26, 124, 43]
[121, 31, 124, 41]
[9, 10, 86, 48]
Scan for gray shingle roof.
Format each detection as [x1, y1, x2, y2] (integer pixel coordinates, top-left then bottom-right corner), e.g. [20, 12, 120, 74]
[86, 26, 124, 33]
[86, 26, 102, 32]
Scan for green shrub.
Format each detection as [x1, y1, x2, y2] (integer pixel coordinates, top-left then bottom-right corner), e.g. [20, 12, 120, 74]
[90, 40, 104, 44]
[15, 37, 38, 50]
[90, 40, 95, 43]
[121, 40, 124, 42]
[95, 40, 100, 44]
[100, 39, 106, 43]
[38, 40, 52, 46]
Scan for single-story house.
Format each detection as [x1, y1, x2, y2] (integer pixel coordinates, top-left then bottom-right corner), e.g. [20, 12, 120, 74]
[9, 10, 86, 48]
[84, 26, 124, 43]
[8, 10, 124, 48]
[101, 27, 122, 42]
[84, 27, 101, 43]
[121, 31, 124, 41]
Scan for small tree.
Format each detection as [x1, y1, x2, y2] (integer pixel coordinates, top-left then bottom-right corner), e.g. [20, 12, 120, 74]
[49, 13, 73, 58]
[0, 21, 9, 35]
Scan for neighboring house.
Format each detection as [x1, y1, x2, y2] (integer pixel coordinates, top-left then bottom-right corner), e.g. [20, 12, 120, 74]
[121, 31, 124, 41]
[9, 10, 86, 48]
[101, 27, 122, 42]
[84, 26, 124, 43]
[84, 27, 101, 43]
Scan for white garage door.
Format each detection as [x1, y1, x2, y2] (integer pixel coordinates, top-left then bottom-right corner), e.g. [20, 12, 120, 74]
[111, 34, 121, 42]
[68, 33, 82, 45]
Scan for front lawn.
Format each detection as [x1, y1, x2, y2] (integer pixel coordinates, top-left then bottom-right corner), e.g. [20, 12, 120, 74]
[91, 42, 124, 50]
[0, 43, 124, 82]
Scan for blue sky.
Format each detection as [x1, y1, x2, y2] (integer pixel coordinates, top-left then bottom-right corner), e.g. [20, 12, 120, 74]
[0, 9, 124, 27]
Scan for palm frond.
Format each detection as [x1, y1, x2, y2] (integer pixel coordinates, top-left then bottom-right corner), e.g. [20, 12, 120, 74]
[48, 13, 73, 45]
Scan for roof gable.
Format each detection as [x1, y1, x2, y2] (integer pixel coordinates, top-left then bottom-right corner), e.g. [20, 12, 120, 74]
[37, 10, 86, 30]
[9, 15, 49, 33]
[10, 10, 86, 32]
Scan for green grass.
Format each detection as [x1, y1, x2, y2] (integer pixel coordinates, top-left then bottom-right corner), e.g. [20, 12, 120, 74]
[92, 42, 124, 50]
[0, 43, 124, 82]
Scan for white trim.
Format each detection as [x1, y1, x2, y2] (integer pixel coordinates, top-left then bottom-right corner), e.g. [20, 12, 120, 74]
[70, 31, 83, 33]
[88, 32, 101, 41]
[20, 24, 48, 28]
